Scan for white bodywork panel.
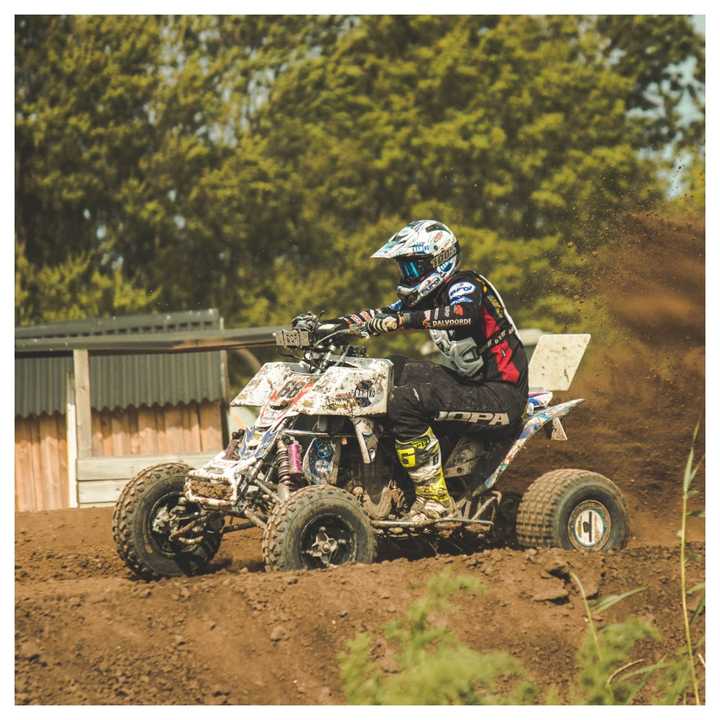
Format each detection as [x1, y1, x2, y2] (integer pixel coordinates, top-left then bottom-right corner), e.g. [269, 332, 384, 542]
[231, 358, 392, 417]
[528, 333, 591, 391]
[231, 362, 305, 407]
[294, 359, 392, 416]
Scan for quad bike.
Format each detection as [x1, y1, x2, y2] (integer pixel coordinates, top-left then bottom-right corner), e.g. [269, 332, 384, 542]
[112, 315, 629, 579]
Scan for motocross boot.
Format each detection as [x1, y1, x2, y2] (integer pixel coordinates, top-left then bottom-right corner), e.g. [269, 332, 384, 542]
[395, 427, 456, 523]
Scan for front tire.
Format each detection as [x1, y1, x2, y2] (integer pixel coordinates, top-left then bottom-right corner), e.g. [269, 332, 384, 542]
[262, 485, 378, 571]
[516, 469, 629, 551]
[112, 463, 223, 579]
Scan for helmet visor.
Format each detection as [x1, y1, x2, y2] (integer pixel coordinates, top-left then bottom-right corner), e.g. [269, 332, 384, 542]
[398, 256, 433, 283]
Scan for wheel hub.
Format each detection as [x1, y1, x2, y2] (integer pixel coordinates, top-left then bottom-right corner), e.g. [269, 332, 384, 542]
[305, 526, 348, 567]
[151, 506, 172, 535]
[148, 494, 207, 556]
[568, 500, 612, 550]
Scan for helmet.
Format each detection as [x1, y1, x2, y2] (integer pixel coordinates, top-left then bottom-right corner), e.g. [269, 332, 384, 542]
[371, 220, 460, 307]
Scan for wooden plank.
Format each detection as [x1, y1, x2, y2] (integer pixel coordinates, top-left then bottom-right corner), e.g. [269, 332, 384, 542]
[100, 410, 113, 457]
[77, 451, 216, 484]
[198, 401, 223, 452]
[137, 407, 158, 455]
[73, 349, 92, 459]
[163, 405, 184, 453]
[14, 418, 33, 512]
[39, 414, 61, 510]
[78, 479, 129, 505]
[56, 413, 69, 508]
[110, 408, 130, 456]
[29, 416, 43, 511]
[188, 403, 202, 452]
[155, 406, 168, 455]
[91, 409, 104, 456]
[180, 404, 199, 453]
[65, 372, 79, 508]
[128, 406, 141, 455]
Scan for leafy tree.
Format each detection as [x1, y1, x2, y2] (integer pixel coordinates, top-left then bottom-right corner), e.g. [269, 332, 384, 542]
[252, 15, 666, 335]
[596, 15, 705, 151]
[15, 15, 704, 340]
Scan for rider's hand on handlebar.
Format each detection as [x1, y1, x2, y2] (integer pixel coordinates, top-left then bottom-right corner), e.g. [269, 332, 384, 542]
[359, 313, 401, 337]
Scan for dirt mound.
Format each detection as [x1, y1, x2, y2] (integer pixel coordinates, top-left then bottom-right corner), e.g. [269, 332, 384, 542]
[15, 507, 704, 705]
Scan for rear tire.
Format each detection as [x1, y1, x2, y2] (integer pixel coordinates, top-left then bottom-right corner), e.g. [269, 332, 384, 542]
[262, 485, 377, 571]
[516, 469, 629, 551]
[112, 463, 223, 579]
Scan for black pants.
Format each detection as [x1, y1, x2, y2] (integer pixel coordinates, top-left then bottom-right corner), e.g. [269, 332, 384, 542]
[387, 359, 528, 441]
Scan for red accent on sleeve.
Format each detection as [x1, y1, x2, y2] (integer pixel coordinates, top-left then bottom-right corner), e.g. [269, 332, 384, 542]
[482, 307, 520, 383]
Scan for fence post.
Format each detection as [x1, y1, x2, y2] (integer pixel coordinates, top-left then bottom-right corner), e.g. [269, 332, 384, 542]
[73, 349, 92, 460]
[65, 371, 79, 508]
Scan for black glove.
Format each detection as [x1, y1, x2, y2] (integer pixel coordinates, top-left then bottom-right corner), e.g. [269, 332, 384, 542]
[360, 313, 401, 337]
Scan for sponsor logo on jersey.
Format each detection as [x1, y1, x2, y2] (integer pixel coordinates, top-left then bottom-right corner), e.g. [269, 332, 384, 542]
[428, 318, 472, 329]
[435, 410, 510, 426]
[448, 282, 474, 300]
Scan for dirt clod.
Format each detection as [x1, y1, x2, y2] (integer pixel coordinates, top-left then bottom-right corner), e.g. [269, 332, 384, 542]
[532, 582, 570, 603]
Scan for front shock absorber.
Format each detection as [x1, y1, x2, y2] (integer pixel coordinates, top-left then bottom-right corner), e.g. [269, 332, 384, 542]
[277, 435, 304, 485]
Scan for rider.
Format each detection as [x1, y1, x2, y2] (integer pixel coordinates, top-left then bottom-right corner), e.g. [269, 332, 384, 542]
[327, 220, 529, 523]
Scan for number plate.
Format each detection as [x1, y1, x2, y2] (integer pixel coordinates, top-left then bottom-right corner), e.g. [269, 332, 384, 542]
[274, 328, 311, 348]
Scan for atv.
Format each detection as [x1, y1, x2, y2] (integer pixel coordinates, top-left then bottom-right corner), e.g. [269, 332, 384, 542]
[112, 314, 629, 578]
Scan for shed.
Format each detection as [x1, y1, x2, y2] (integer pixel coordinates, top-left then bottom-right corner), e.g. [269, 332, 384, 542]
[15, 310, 228, 511]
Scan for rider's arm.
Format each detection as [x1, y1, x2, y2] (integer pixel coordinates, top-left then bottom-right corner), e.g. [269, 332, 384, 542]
[399, 302, 481, 331]
[328, 299, 405, 327]
[399, 279, 484, 331]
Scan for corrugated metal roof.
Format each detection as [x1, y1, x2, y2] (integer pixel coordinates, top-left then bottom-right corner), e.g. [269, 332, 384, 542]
[15, 310, 225, 418]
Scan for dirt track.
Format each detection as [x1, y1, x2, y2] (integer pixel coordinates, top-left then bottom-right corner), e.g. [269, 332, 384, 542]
[15, 211, 705, 705]
[14, 507, 705, 705]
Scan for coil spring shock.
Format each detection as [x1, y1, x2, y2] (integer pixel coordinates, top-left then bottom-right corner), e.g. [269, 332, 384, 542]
[277, 435, 303, 487]
[277, 437, 291, 483]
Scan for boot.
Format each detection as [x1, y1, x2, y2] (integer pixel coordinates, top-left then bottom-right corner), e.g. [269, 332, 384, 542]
[395, 427, 456, 523]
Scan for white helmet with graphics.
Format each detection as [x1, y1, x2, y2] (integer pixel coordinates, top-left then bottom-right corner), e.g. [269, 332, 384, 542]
[372, 220, 459, 307]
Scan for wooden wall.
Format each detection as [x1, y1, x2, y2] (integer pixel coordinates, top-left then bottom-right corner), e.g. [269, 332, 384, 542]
[90, 402, 222, 458]
[15, 413, 69, 513]
[15, 401, 223, 512]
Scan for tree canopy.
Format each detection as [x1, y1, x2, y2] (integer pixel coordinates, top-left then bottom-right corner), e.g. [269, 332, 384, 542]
[15, 15, 704, 340]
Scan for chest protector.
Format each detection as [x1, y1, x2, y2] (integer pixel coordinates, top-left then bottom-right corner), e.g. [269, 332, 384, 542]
[429, 272, 518, 378]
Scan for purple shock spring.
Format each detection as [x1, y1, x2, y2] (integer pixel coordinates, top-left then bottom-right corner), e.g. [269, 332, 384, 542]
[287, 441, 303, 476]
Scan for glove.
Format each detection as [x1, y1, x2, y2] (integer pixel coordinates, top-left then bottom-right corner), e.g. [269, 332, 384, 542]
[360, 313, 401, 336]
[340, 309, 378, 326]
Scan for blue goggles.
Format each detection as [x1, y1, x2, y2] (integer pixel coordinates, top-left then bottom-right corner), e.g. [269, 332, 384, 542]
[398, 257, 433, 282]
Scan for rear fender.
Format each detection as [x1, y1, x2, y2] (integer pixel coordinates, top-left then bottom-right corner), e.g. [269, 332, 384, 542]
[481, 399, 584, 491]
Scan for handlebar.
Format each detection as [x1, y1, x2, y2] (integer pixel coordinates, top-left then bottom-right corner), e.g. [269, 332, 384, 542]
[273, 320, 366, 351]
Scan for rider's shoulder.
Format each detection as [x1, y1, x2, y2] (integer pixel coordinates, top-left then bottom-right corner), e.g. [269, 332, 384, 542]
[446, 270, 483, 299]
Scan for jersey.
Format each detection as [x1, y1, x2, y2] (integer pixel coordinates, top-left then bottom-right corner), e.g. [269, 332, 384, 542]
[349, 272, 527, 387]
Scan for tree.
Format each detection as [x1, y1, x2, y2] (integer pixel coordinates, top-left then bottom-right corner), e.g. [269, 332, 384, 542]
[15, 15, 704, 339]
